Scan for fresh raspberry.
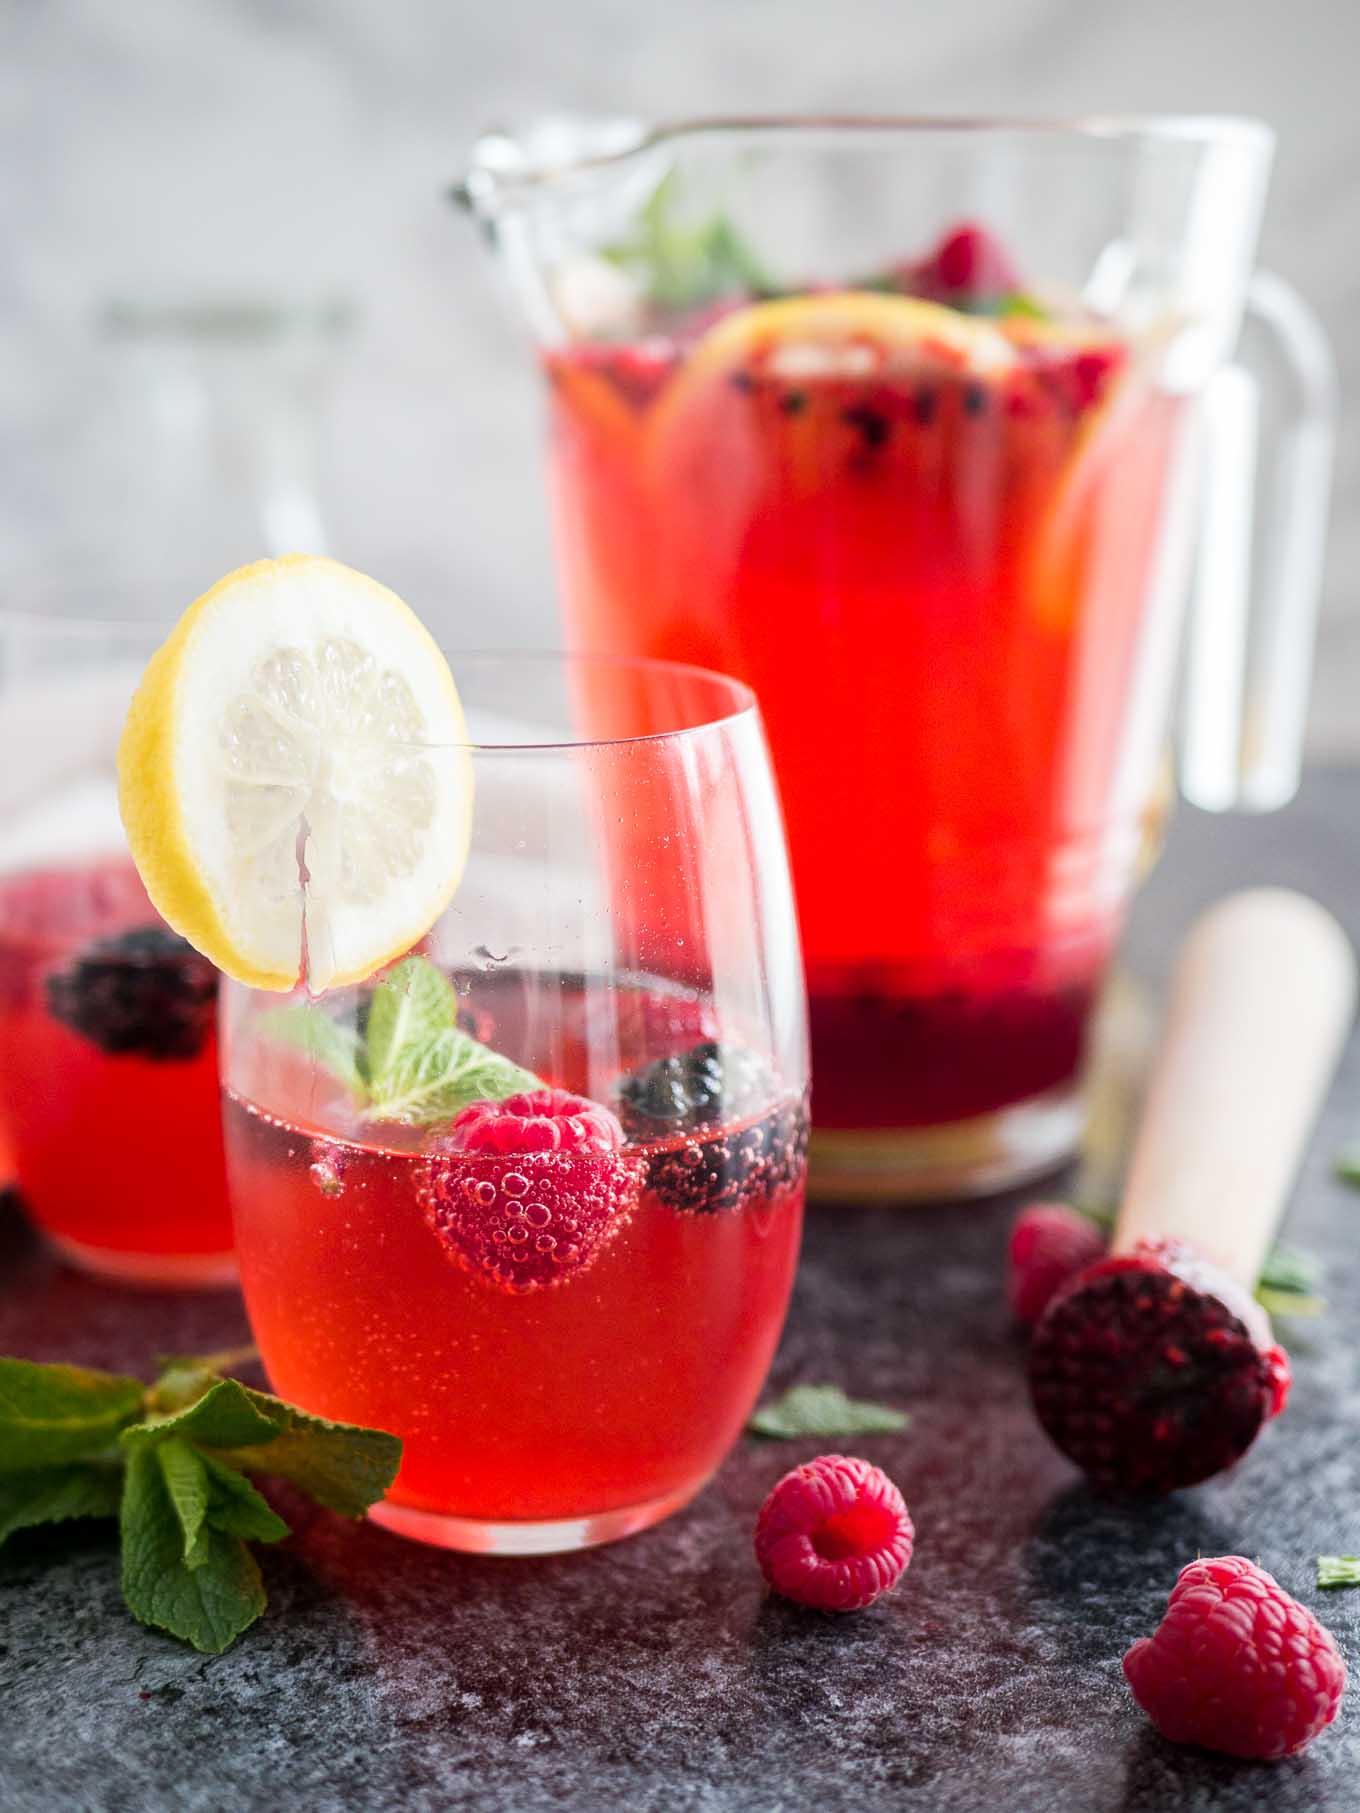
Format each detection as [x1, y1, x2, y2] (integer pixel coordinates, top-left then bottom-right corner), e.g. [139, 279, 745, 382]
[919, 222, 1019, 303]
[422, 1089, 640, 1292]
[445, 1088, 625, 1156]
[754, 1455, 914, 1612]
[1007, 1202, 1106, 1326]
[1124, 1557, 1346, 1759]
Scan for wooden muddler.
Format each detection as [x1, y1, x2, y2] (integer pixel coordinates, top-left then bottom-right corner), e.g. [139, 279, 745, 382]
[1029, 888, 1356, 1494]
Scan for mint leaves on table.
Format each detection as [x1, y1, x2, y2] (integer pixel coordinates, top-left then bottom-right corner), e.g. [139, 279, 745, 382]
[749, 1383, 910, 1441]
[1317, 1556, 1360, 1589]
[602, 168, 773, 313]
[264, 954, 539, 1127]
[0, 1351, 400, 1654]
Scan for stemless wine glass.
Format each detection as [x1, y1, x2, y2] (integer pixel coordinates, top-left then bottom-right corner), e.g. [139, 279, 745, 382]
[0, 587, 233, 1283]
[221, 652, 809, 1554]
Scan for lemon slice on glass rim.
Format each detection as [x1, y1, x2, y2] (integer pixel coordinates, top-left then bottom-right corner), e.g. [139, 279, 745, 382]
[117, 555, 473, 992]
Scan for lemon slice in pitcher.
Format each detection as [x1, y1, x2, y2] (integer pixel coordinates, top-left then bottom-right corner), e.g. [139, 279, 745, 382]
[118, 556, 472, 991]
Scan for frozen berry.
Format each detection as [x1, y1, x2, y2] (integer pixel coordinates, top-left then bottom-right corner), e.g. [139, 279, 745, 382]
[755, 1454, 914, 1612]
[646, 1096, 809, 1215]
[422, 1088, 640, 1292]
[1029, 1239, 1291, 1495]
[44, 927, 217, 1060]
[617, 1040, 774, 1136]
[446, 1087, 625, 1156]
[1124, 1557, 1346, 1759]
[1007, 1202, 1106, 1327]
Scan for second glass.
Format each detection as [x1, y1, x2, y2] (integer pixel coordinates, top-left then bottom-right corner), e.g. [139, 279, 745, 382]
[221, 653, 808, 1553]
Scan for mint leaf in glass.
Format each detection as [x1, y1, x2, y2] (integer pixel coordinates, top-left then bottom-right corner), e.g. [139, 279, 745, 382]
[1317, 1556, 1360, 1589]
[263, 954, 542, 1128]
[120, 1444, 268, 1655]
[0, 1463, 122, 1547]
[1336, 1144, 1360, 1188]
[367, 1022, 539, 1126]
[365, 956, 459, 1090]
[749, 1383, 909, 1440]
[260, 1003, 366, 1097]
[0, 1358, 145, 1472]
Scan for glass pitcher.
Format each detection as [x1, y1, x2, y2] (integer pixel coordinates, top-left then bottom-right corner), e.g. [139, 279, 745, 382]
[456, 116, 1336, 1201]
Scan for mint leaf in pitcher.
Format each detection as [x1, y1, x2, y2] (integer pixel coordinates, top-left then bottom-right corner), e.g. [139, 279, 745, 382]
[603, 168, 774, 314]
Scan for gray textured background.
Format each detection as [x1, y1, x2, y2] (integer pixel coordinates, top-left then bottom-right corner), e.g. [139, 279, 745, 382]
[1, 0, 1356, 751]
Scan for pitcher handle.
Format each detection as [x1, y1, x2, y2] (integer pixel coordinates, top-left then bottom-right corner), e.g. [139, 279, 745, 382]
[1178, 270, 1337, 813]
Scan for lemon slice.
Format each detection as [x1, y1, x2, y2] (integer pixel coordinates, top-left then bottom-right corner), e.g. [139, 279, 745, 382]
[118, 556, 472, 992]
[657, 291, 1016, 407]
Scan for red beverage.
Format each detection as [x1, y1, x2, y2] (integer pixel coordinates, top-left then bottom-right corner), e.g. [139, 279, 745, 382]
[544, 239, 1185, 1183]
[0, 858, 232, 1283]
[224, 975, 806, 1546]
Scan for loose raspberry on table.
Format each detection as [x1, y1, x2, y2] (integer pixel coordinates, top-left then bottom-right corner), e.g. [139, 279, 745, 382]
[1007, 1202, 1106, 1327]
[1124, 1556, 1346, 1760]
[422, 1088, 641, 1292]
[754, 1455, 914, 1612]
[445, 1088, 625, 1156]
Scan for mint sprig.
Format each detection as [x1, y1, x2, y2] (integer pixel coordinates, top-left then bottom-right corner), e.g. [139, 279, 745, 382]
[749, 1383, 909, 1441]
[262, 954, 540, 1128]
[1336, 1144, 1360, 1189]
[602, 168, 773, 313]
[1318, 1555, 1360, 1589]
[0, 1352, 400, 1653]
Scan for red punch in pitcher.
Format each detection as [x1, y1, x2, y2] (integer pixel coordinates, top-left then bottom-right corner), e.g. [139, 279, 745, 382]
[459, 117, 1334, 1198]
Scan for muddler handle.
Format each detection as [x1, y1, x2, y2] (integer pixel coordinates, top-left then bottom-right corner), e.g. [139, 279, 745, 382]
[1113, 888, 1356, 1288]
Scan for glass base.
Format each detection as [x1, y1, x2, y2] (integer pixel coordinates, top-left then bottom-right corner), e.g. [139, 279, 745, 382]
[807, 1083, 1083, 1203]
[49, 1235, 238, 1289]
[367, 1475, 711, 1554]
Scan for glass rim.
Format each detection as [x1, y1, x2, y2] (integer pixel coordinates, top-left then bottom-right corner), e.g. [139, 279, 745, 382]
[424, 648, 760, 753]
[458, 111, 1275, 205]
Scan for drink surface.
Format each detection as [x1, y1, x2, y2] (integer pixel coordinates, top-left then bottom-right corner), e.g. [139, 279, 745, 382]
[0, 858, 231, 1264]
[544, 230, 1183, 1130]
[225, 973, 807, 1524]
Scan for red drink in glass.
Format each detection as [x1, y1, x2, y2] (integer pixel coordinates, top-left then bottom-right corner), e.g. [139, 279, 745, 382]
[221, 652, 808, 1551]
[226, 972, 807, 1547]
[0, 857, 232, 1283]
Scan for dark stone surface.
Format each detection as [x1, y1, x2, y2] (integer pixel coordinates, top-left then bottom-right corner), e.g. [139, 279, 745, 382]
[2, 769, 1359, 1812]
